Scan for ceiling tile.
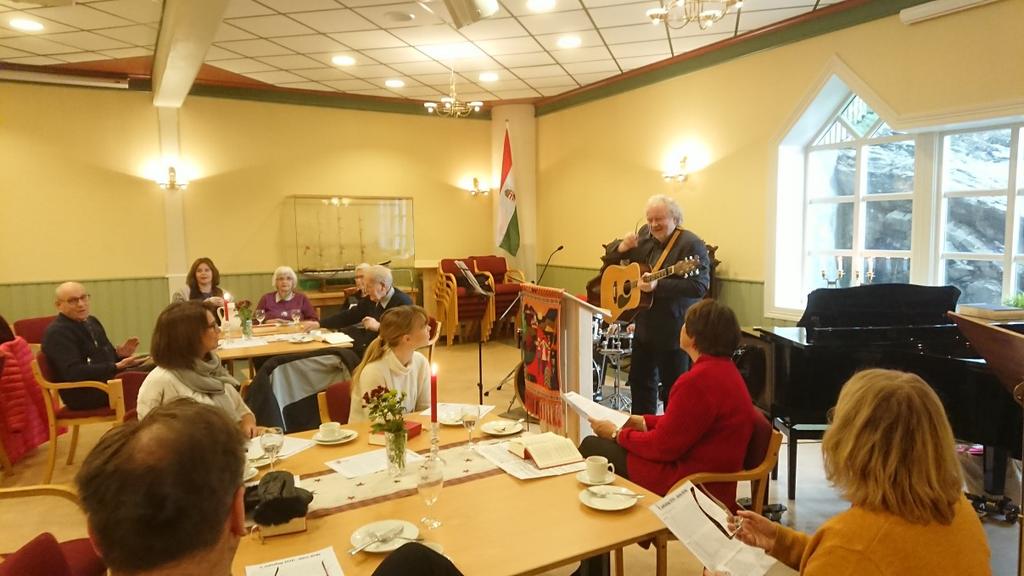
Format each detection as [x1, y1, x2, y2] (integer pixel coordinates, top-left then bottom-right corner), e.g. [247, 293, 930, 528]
[0, 45, 28, 58]
[258, 0, 343, 12]
[588, 1, 658, 27]
[204, 45, 242, 61]
[53, 51, 109, 63]
[362, 46, 429, 63]
[550, 45, 611, 63]
[215, 23, 257, 42]
[479, 77, 528, 90]
[669, 32, 729, 53]
[417, 41, 485, 60]
[601, 22, 665, 44]
[243, 70, 309, 84]
[290, 9, 377, 33]
[306, 50, 371, 66]
[458, 18, 528, 41]
[223, 0, 274, 18]
[99, 46, 150, 58]
[615, 52, 664, 70]
[607, 39, 667, 58]
[0, 35, 77, 54]
[88, 0, 162, 23]
[341, 0, 418, 6]
[344, 63, 399, 78]
[510, 64, 565, 78]
[216, 38, 294, 57]
[399, 85, 444, 97]
[561, 58, 617, 73]
[227, 15, 318, 37]
[209, 58, 277, 74]
[525, 74, 576, 87]
[322, 78, 377, 91]
[490, 87, 540, 98]
[389, 24, 463, 45]
[581, 0, 649, 7]
[25, 5, 133, 28]
[257, 53, 325, 69]
[366, 76, 420, 88]
[493, 51, 554, 67]
[272, 33, 349, 53]
[295, 67, 352, 81]
[328, 30, 405, 49]
[667, 14, 735, 37]
[457, 90, 495, 100]
[572, 69, 618, 84]
[391, 60, 449, 75]
[536, 84, 575, 96]
[474, 36, 542, 56]
[41, 30, 130, 51]
[517, 10, 593, 35]
[533, 29, 603, 50]
[3, 54, 63, 65]
[353, 3, 443, 29]
[502, 0, 582, 17]
[737, 7, 809, 30]
[413, 72, 470, 85]
[747, 0, 817, 9]
[277, 80, 336, 91]
[0, 12, 76, 34]
[451, 55, 500, 71]
[348, 88, 397, 97]
[95, 24, 158, 45]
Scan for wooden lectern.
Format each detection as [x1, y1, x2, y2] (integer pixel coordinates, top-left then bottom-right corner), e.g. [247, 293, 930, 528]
[949, 312, 1024, 576]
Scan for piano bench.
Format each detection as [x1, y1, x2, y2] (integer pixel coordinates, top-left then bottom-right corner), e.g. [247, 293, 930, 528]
[773, 418, 830, 501]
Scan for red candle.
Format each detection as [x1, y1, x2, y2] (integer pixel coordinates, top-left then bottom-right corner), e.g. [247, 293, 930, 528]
[223, 292, 231, 321]
[430, 363, 438, 423]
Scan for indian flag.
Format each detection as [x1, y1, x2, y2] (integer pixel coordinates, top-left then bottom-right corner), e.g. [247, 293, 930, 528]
[497, 127, 520, 256]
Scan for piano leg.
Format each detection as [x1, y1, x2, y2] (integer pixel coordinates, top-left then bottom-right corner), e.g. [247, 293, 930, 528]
[983, 446, 1008, 495]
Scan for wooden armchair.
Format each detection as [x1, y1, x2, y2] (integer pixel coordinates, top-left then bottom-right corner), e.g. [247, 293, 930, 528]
[419, 317, 442, 363]
[12, 315, 56, 352]
[317, 380, 352, 425]
[436, 258, 494, 345]
[472, 255, 525, 337]
[33, 353, 126, 483]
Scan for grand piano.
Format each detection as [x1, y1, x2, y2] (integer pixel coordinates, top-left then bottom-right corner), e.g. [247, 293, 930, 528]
[750, 283, 1023, 500]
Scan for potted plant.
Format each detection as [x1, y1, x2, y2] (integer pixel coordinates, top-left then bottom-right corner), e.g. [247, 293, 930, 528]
[363, 386, 408, 476]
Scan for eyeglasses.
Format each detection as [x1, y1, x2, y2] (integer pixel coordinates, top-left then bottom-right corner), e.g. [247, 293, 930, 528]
[61, 294, 91, 306]
[690, 487, 740, 540]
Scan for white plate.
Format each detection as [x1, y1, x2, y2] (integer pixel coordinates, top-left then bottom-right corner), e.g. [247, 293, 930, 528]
[438, 417, 463, 426]
[248, 456, 272, 468]
[576, 470, 614, 486]
[313, 430, 358, 445]
[350, 519, 419, 553]
[481, 420, 523, 436]
[243, 467, 259, 481]
[579, 486, 639, 511]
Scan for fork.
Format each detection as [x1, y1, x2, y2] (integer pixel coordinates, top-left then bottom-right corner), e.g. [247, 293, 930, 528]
[495, 418, 525, 433]
[587, 487, 645, 499]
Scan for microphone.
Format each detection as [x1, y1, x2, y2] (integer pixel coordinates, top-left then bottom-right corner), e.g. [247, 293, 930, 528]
[536, 245, 564, 286]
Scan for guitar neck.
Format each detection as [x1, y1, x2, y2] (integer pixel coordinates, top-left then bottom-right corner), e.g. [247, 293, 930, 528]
[648, 261, 689, 281]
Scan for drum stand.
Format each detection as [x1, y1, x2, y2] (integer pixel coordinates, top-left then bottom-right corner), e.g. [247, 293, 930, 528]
[597, 338, 631, 411]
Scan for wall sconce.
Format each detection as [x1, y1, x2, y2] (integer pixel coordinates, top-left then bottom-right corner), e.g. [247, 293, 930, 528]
[663, 156, 688, 182]
[469, 177, 490, 196]
[157, 165, 188, 190]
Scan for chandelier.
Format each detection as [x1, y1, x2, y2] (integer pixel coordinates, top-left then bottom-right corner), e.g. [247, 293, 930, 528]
[423, 68, 483, 118]
[646, 0, 743, 30]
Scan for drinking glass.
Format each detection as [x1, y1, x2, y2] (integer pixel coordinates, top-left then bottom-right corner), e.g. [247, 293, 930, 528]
[260, 427, 284, 470]
[462, 405, 479, 451]
[290, 309, 302, 326]
[417, 456, 444, 529]
[254, 308, 266, 326]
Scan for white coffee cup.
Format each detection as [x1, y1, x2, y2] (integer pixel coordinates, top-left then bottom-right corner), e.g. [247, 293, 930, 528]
[319, 422, 343, 440]
[586, 455, 615, 483]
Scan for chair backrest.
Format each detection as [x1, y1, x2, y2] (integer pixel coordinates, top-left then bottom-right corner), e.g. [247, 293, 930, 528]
[317, 380, 352, 424]
[744, 410, 774, 470]
[12, 316, 56, 345]
[113, 371, 147, 414]
[472, 255, 509, 283]
[0, 532, 73, 576]
[0, 485, 106, 576]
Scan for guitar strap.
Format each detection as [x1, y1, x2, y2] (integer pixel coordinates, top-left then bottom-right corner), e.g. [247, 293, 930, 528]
[651, 227, 682, 273]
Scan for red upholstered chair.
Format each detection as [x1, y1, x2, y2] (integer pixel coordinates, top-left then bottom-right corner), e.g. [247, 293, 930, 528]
[0, 485, 107, 576]
[436, 258, 494, 346]
[12, 316, 56, 351]
[317, 380, 352, 424]
[33, 353, 125, 483]
[472, 255, 525, 337]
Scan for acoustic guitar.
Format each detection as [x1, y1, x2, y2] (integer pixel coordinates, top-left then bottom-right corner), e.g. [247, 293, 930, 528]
[599, 256, 700, 322]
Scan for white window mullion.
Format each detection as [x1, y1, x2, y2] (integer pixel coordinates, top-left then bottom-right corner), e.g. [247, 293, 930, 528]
[1006, 127, 1021, 295]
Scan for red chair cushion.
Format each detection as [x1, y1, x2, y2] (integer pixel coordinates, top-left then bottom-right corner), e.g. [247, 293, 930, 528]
[324, 380, 351, 424]
[744, 411, 773, 470]
[59, 538, 106, 576]
[0, 533, 73, 576]
[113, 371, 147, 414]
[54, 406, 115, 420]
[11, 317, 56, 346]
[35, 352, 57, 383]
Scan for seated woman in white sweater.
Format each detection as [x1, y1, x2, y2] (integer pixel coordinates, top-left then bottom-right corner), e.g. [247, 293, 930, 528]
[137, 301, 258, 437]
[349, 305, 432, 423]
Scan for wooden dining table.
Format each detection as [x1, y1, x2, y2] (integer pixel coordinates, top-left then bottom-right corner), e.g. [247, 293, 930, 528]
[232, 415, 670, 576]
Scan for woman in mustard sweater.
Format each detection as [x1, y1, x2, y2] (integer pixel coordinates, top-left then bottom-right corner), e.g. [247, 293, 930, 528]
[729, 369, 990, 575]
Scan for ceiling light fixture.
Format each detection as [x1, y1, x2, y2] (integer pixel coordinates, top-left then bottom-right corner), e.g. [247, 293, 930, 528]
[157, 165, 188, 191]
[646, 0, 742, 30]
[424, 67, 483, 118]
[9, 18, 44, 32]
[526, 0, 556, 12]
[478, 71, 498, 82]
[556, 35, 581, 49]
[331, 54, 356, 66]
[385, 79, 406, 88]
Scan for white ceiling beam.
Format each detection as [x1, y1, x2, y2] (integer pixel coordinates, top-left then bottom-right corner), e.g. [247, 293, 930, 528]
[151, 0, 230, 108]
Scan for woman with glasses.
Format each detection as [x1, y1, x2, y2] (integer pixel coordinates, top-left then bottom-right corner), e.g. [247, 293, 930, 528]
[256, 266, 319, 327]
[137, 301, 258, 437]
[172, 257, 228, 306]
[726, 369, 989, 575]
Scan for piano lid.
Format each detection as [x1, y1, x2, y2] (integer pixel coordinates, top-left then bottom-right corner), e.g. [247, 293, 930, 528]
[798, 283, 961, 330]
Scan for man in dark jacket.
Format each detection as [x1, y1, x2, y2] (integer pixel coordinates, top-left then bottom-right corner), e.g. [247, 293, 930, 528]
[336, 265, 413, 356]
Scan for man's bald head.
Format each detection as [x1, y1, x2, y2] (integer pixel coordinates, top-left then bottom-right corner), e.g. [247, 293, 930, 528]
[55, 281, 91, 321]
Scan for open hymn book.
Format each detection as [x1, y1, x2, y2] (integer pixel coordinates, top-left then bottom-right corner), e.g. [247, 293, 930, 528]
[507, 432, 584, 469]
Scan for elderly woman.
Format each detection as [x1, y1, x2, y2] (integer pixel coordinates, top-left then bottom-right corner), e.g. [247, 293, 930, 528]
[137, 301, 258, 438]
[172, 257, 227, 306]
[255, 266, 319, 327]
[728, 369, 990, 575]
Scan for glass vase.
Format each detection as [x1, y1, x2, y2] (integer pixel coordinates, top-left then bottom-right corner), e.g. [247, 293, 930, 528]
[385, 430, 408, 477]
[241, 319, 254, 339]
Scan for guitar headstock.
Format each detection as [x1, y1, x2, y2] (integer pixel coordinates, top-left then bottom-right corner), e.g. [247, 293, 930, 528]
[669, 256, 700, 278]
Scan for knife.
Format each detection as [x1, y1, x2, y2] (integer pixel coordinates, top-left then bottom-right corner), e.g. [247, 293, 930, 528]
[347, 525, 404, 556]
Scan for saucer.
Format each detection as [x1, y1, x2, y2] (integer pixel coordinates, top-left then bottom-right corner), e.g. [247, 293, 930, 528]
[438, 417, 463, 426]
[350, 519, 419, 553]
[576, 470, 614, 486]
[481, 420, 523, 436]
[243, 467, 259, 481]
[579, 486, 638, 511]
[313, 430, 358, 445]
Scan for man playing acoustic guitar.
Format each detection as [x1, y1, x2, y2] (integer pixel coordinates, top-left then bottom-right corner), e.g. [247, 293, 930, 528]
[602, 195, 709, 415]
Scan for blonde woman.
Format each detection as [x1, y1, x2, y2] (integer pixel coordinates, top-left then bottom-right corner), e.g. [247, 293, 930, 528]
[727, 369, 990, 575]
[348, 305, 433, 423]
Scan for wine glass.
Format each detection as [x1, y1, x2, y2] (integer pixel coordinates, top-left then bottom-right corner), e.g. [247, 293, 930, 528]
[461, 405, 479, 451]
[254, 308, 266, 326]
[260, 427, 284, 470]
[290, 309, 302, 326]
[417, 456, 444, 529]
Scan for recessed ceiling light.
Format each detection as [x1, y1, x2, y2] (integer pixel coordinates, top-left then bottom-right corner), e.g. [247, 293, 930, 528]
[478, 71, 498, 82]
[526, 0, 556, 12]
[331, 55, 355, 66]
[385, 11, 416, 22]
[9, 18, 44, 32]
[385, 79, 405, 88]
[556, 35, 581, 49]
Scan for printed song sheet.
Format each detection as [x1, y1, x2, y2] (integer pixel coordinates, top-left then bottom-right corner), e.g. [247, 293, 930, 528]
[562, 391, 630, 428]
[477, 441, 585, 480]
[245, 546, 344, 576]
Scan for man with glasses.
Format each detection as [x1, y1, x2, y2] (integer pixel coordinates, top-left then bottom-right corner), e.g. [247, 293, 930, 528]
[41, 281, 148, 410]
[329, 265, 413, 356]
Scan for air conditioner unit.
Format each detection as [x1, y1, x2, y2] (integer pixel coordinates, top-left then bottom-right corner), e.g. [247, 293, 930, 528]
[440, 0, 499, 29]
[899, 0, 1000, 25]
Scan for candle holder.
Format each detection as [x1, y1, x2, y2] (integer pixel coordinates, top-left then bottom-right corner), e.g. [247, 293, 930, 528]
[821, 268, 845, 288]
[430, 421, 440, 458]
